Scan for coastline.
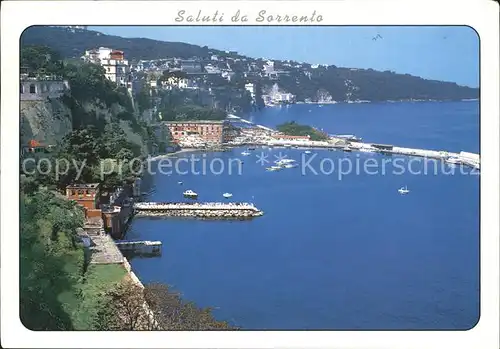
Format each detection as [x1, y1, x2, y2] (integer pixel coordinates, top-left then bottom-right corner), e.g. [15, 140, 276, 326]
[147, 148, 205, 161]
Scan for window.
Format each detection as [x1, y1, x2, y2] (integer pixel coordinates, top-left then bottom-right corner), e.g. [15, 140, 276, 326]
[29, 84, 36, 94]
[20, 84, 24, 94]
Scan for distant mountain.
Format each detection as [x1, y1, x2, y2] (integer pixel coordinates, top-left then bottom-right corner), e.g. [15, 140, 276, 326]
[21, 26, 224, 60]
[21, 26, 479, 102]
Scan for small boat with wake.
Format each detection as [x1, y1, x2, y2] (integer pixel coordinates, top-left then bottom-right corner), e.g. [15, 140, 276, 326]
[398, 186, 410, 195]
[183, 189, 198, 199]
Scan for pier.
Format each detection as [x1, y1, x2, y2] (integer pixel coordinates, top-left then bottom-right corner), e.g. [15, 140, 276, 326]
[115, 240, 162, 255]
[134, 202, 264, 219]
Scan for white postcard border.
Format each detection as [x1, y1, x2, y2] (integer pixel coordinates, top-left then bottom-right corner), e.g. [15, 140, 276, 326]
[1, 0, 498, 348]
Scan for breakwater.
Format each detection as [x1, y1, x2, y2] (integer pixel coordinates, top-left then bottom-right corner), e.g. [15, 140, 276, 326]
[133, 202, 264, 219]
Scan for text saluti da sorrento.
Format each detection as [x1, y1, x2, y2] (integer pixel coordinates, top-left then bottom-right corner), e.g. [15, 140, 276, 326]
[175, 10, 323, 23]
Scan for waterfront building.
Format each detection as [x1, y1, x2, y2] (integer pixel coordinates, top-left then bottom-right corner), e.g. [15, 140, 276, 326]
[272, 134, 311, 141]
[66, 183, 101, 218]
[165, 120, 229, 144]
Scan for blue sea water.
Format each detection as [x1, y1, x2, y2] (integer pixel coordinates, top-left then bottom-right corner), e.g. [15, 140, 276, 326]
[128, 101, 479, 330]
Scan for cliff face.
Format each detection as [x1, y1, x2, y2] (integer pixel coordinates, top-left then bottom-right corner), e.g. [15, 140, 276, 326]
[20, 95, 151, 157]
[20, 98, 73, 146]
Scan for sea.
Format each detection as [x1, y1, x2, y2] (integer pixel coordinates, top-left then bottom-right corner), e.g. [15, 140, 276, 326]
[127, 101, 480, 330]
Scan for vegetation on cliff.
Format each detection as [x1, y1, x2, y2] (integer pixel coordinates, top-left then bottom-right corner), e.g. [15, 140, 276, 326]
[21, 45, 157, 190]
[21, 26, 479, 101]
[277, 121, 329, 141]
[20, 189, 233, 330]
[20, 45, 235, 331]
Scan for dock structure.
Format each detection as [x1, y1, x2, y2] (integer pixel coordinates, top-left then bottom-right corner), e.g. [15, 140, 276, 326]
[133, 202, 264, 219]
[115, 240, 162, 255]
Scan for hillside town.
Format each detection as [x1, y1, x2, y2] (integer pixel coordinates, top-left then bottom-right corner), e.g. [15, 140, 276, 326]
[81, 45, 298, 109]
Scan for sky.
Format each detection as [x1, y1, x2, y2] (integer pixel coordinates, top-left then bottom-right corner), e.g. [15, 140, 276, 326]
[90, 26, 479, 88]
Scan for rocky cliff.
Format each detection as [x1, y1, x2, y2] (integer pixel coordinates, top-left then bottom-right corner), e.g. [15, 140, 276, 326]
[20, 98, 73, 146]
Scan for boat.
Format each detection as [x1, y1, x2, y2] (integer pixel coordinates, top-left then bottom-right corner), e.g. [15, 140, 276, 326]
[275, 159, 296, 166]
[241, 151, 251, 156]
[284, 144, 292, 148]
[284, 163, 298, 168]
[248, 147, 256, 151]
[342, 146, 352, 152]
[223, 193, 233, 198]
[178, 181, 183, 185]
[359, 147, 376, 153]
[266, 166, 282, 171]
[183, 189, 198, 198]
[304, 150, 312, 154]
[445, 157, 462, 165]
[398, 186, 410, 195]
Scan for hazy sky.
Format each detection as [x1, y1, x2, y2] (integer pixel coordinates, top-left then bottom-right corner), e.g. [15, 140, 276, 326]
[90, 26, 479, 88]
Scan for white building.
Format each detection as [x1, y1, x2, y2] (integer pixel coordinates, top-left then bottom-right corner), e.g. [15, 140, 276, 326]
[82, 47, 130, 87]
[101, 56, 130, 87]
[222, 71, 235, 81]
[245, 83, 256, 99]
[263, 60, 275, 75]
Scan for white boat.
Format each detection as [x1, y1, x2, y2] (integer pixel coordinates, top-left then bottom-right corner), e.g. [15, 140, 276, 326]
[445, 157, 462, 165]
[304, 150, 312, 154]
[241, 151, 251, 156]
[178, 181, 183, 185]
[284, 163, 298, 168]
[266, 166, 282, 171]
[275, 159, 296, 166]
[183, 190, 198, 198]
[398, 186, 410, 195]
[342, 146, 352, 152]
[223, 193, 233, 198]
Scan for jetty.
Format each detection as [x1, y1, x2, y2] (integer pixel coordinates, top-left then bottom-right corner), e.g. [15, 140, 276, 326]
[133, 202, 264, 219]
[115, 240, 162, 255]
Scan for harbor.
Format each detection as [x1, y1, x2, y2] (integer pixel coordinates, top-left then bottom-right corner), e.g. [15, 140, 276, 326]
[225, 114, 480, 170]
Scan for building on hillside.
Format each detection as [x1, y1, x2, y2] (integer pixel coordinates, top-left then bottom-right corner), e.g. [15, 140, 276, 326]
[81, 48, 130, 87]
[165, 120, 229, 144]
[221, 71, 235, 81]
[180, 60, 202, 74]
[160, 77, 197, 90]
[101, 50, 130, 87]
[66, 183, 101, 211]
[20, 75, 70, 101]
[244, 83, 257, 99]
